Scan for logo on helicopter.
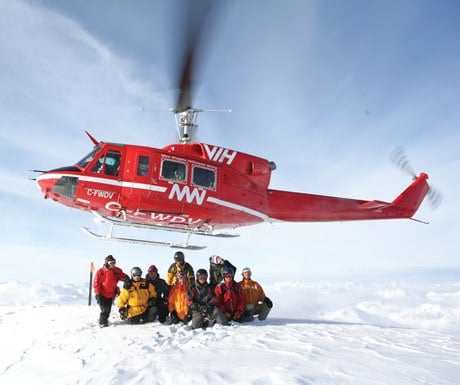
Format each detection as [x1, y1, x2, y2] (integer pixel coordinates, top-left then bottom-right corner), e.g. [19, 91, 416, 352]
[168, 184, 207, 205]
[203, 144, 237, 165]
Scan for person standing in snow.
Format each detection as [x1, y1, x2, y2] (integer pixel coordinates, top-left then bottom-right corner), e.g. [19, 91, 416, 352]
[186, 269, 228, 329]
[209, 254, 237, 289]
[118, 267, 158, 324]
[145, 264, 170, 323]
[167, 270, 191, 324]
[165, 251, 195, 286]
[214, 267, 247, 322]
[93, 255, 128, 327]
[238, 267, 273, 321]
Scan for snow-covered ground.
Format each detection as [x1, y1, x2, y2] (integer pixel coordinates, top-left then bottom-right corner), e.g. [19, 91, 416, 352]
[1, 273, 459, 385]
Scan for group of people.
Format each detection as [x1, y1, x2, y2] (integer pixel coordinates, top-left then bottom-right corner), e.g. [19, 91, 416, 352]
[93, 252, 273, 329]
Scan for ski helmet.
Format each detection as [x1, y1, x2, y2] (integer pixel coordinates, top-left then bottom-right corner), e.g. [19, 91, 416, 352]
[196, 269, 208, 279]
[131, 267, 142, 277]
[148, 265, 158, 273]
[222, 267, 234, 276]
[174, 251, 185, 263]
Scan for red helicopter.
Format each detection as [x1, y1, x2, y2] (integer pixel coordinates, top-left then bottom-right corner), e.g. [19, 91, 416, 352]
[35, 2, 433, 250]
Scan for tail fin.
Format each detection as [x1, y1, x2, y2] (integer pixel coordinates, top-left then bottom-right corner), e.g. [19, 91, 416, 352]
[391, 173, 430, 215]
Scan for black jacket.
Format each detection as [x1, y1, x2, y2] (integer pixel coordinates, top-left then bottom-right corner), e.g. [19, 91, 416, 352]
[146, 275, 170, 305]
[209, 259, 237, 288]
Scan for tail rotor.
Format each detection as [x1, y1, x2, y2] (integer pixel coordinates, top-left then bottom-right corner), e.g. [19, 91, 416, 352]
[390, 147, 442, 209]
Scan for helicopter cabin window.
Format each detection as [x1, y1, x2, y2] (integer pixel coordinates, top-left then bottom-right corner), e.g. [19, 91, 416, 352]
[137, 155, 150, 176]
[90, 150, 121, 176]
[161, 160, 186, 182]
[192, 166, 216, 189]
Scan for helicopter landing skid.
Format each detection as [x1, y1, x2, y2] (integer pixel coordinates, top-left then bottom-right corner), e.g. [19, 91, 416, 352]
[90, 211, 240, 238]
[80, 226, 206, 250]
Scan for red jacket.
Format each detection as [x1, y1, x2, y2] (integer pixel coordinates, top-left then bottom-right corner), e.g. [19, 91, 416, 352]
[215, 280, 245, 315]
[93, 265, 126, 299]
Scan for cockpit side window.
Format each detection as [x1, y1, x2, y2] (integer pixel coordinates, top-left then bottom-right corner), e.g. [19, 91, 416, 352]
[105, 151, 121, 176]
[90, 150, 121, 176]
[161, 160, 186, 182]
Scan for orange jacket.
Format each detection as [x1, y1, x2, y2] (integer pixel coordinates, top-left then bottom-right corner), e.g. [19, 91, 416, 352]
[167, 282, 190, 320]
[238, 278, 266, 305]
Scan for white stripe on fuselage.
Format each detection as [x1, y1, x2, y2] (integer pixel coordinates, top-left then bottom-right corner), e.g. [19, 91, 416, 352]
[37, 172, 268, 221]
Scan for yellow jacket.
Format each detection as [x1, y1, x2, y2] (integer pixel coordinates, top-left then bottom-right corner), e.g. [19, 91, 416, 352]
[238, 278, 266, 305]
[167, 282, 190, 320]
[165, 262, 195, 286]
[118, 279, 157, 318]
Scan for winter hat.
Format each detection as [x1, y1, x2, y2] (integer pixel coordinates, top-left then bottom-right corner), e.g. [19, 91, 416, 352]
[148, 265, 158, 273]
[105, 255, 116, 263]
[210, 255, 221, 264]
[242, 267, 251, 275]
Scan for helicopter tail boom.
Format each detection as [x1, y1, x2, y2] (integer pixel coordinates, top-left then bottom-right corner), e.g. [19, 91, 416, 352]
[267, 173, 430, 222]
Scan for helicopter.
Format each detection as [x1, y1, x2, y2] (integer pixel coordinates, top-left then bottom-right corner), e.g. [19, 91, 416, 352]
[35, 1, 433, 250]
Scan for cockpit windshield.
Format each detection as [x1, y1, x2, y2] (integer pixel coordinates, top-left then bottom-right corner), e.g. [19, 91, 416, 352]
[76, 146, 102, 169]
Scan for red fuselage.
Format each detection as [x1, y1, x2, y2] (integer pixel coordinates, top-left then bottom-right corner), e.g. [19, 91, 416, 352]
[37, 141, 429, 234]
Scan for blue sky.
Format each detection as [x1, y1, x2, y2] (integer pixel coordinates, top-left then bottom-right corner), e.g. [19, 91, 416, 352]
[1, 0, 459, 283]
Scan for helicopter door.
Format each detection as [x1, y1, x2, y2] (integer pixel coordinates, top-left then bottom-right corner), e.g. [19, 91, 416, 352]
[74, 148, 123, 210]
[130, 152, 154, 198]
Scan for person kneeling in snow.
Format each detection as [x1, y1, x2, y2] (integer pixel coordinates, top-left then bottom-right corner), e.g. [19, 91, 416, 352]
[118, 267, 158, 324]
[238, 267, 273, 321]
[167, 270, 191, 324]
[186, 269, 228, 329]
[215, 267, 248, 322]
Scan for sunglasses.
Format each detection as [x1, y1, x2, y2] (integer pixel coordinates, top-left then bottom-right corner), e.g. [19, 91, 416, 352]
[132, 273, 141, 277]
[224, 274, 233, 278]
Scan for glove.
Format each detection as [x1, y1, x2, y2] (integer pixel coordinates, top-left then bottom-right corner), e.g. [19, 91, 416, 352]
[123, 276, 131, 290]
[119, 307, 128, 320]
[233, 311, 242, 321]
[95, 294, 101, 304]
[264, 297, 273, 309]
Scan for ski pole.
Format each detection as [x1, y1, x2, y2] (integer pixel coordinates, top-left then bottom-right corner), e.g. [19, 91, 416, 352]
[88, 262, 95, 306]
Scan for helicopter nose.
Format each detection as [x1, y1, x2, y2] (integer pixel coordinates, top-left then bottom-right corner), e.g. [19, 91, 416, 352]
[36, 166, 80, 200]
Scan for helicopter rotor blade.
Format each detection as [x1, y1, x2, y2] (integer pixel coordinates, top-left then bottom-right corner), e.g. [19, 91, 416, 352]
[173, 0, 215, 113]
